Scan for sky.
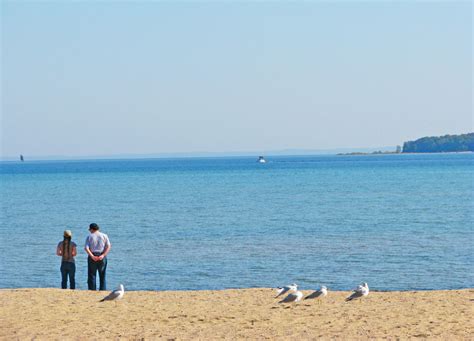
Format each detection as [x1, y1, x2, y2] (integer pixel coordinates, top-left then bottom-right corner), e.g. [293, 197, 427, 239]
[1, 1, 472, 158]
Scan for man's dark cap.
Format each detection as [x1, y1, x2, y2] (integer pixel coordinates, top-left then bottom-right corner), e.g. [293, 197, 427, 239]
[89, 223, 99, 230]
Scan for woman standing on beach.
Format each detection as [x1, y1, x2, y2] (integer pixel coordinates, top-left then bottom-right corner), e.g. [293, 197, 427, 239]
[56, 230, 77, 289]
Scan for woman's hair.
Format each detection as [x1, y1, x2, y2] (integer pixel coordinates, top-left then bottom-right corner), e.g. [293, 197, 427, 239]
[62, 236, 72, 259]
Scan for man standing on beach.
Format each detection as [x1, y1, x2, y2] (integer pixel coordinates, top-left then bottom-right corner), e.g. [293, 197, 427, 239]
[85, 223, 111, 291]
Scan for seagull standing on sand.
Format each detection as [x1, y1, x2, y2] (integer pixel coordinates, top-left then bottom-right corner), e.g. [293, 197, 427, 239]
[304, 286, 328, 303]
[345, 282, 369, 302]
[100, 284, 125, 302]
[275, 283, 297, 298]
[279, 290, 304, 304]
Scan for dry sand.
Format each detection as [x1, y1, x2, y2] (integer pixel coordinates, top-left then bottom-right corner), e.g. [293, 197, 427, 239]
[0, 288, 473, 340]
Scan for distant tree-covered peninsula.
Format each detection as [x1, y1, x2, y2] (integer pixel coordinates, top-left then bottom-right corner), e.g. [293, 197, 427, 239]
[402, 133, 474, 153]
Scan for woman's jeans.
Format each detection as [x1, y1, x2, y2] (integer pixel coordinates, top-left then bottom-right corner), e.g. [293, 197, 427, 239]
[60, 261, 76, 289]
[87, 256, 107, 290]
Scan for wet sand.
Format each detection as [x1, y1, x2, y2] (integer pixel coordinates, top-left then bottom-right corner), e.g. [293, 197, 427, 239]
[0, 288, 473, 340]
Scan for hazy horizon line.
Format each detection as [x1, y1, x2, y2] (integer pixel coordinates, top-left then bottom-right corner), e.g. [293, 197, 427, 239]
[1, 145, 398, 161]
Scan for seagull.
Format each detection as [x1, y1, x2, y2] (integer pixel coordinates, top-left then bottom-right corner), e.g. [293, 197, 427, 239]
[279, 290, 303, 304]
[304, 286, 328, 303]
[346, 282, 369, 302]
[100, 284, 125, 302]
[275, 283, 297, 298]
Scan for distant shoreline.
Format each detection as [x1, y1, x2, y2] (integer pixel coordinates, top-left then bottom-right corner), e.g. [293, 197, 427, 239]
[1, 150, 473, 163]
[337, 151, 474, 156]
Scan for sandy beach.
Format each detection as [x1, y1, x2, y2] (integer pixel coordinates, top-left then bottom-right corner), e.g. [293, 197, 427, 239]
[0, 288, 472, 340]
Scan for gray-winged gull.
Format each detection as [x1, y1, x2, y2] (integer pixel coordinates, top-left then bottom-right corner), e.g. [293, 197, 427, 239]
[275, 283, 297, 298]
[304, 285, 328, 303]
[345, 282, 369, 302]
[279, 290, 303, 303]
[100, 284, 125, 302]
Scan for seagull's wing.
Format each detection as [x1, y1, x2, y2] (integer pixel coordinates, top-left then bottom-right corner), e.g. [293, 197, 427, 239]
[278, 293, 296, 303]
[100, 289, 122, 302]
[305, 290, 323, 300]
[275, 287, 289, 298]
[345, 290, 363, 301]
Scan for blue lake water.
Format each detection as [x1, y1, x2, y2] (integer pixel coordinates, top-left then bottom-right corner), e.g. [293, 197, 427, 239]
[0, 153, 473, 291]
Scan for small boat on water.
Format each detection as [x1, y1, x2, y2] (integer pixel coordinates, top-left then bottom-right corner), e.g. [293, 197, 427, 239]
[257, 156, 267, 163]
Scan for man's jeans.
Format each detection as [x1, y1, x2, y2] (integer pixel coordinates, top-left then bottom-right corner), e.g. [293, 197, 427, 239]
[60, 261, 76, 289]
[87, 256, 107, 290]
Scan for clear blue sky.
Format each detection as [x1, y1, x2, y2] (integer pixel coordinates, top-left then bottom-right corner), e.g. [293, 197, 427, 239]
[1, 1, 472, 158]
